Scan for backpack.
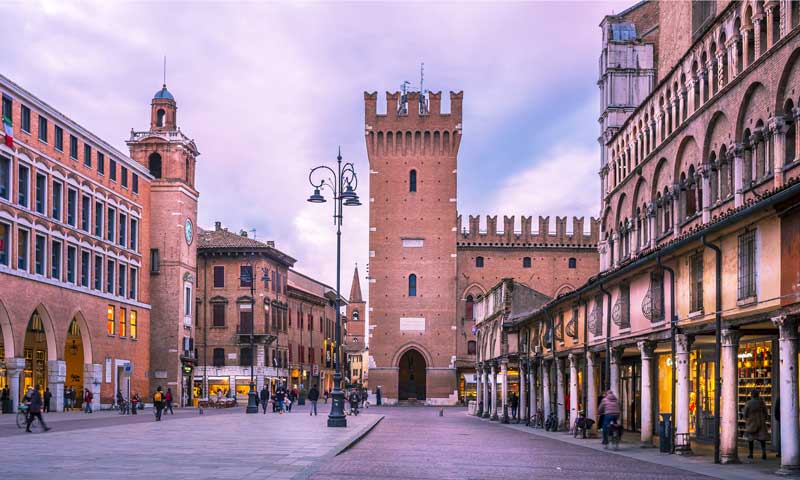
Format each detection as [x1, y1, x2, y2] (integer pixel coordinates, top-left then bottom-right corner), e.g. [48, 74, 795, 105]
[154, 391, 163, 402]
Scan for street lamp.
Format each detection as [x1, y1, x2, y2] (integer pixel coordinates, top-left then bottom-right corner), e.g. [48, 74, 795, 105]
[241, 264, 270, 414]
[307, 147, 360, 428]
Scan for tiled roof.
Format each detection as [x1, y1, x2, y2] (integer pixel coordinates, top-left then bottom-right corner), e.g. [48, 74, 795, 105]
[197, 227, 272, 250]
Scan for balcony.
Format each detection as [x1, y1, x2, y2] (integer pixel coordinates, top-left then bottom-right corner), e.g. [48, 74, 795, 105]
[235, 323, 277, 345]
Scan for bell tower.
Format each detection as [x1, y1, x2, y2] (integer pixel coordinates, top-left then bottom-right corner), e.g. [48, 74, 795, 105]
[127, 82, 199, 405]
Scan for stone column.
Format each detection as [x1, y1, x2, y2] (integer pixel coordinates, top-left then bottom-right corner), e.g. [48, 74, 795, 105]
[482, 367, 490, 419]
[671, 184, 681, 234]
[716, 52, 726, 91]
[568, 354, 579, 433]
[475, 364, 483, 417]
[501, 361, 509, 423]
[675, 334, 692, 454]
[773, 315, 800, 474]
[720, 329, 742, 464]
[638, 341, 655, 447]
[556, 357, 566, 430]
[610, 347, 622, 399]
[490, 363, 498, 421]
[698, 70, 707, 104]
[742, 29, 751, 68]
[542, 360, 552, 423]
[529, 365, 537, 424]
[84, 363, 102, 411]
[586, 352, 599, 435]
[6, 357, 25, 413]
[771, 116, 788, 188]
[755, 17, 764, 57]
[733, 143, 745, 207]
[700, 167, 711, 223]
[47, 360, 66, 413]
[519, 364, 527, 423]
[647, 203, 656, 248]
[671, 99, 679, 132]
[766, 6, 776, 49]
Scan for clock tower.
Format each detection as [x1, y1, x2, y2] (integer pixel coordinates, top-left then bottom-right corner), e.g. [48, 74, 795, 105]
[128, 83, 199, 404]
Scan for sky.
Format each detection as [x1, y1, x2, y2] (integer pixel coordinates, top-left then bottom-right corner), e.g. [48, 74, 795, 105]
[3, 0, 629, 306]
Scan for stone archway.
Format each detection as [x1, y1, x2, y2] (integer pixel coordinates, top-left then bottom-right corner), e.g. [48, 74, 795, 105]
[398, 349, 427, 401]
[23, 311, 49, 395]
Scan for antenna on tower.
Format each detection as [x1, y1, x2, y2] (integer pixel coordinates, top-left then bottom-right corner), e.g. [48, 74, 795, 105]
[398, 80, 410, 115]
[419, 62, 429, 114]
[163, 56, 167, 86]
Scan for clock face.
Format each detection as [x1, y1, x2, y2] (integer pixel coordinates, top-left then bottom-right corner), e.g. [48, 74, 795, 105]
[184, 218, 194, 245]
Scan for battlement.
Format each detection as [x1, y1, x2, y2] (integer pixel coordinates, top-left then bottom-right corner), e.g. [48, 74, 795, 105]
[365, 90, 463, 123]
[456, 214, 600, 247]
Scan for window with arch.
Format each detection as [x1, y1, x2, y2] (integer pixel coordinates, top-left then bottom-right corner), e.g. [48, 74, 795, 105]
[148, 152, 162, 179]
[568, 257, 577, 269]
[523, 257, 532, 268]
[465, 294, 474, 320]
[475, 256, 484, 268]
[467, 340, 477, 355]
[156, 109, 166, 127]
[409, 169, 417, 192]
[408, 274, 417, 297]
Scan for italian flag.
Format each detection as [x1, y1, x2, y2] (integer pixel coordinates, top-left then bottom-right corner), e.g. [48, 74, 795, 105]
[2, 116, 12, 148]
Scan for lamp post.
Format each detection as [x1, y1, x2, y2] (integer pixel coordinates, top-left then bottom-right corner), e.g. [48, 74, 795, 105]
[242, 264, 270, 414]
[307, 148, 360, 428]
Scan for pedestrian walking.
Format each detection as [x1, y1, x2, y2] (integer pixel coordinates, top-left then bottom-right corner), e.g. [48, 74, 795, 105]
[597, 390, 620, 448]
[348, 388, 360, 416]
[131, 392, 139, 415]
[43, 387, 52, 413]
[25, 384, 51, 433]
[743, 390, 769, 460]
[308, 385, 319, 416]
[165, 387, 174, 414]
[510, 392, 519, 420]
[275, 385, 286, 414]
[260, 386, 270, 414]
[324, 390, 329, 404]
[83, 388, 93, 414]
[153, 386, 165, 421]
[361, 388, 368, 409]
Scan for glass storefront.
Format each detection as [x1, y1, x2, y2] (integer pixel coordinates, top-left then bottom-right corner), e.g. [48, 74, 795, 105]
[620, 362, 641, 431]
[657, 352, 673, 415]
[690, 348, 716, 441]
[737, 339, 773, 441]
[459, 371, 477, 404]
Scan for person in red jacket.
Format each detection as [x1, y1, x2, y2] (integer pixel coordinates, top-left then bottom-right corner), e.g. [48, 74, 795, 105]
[165, 388, 174, 415]
[83, 388, 94, 414]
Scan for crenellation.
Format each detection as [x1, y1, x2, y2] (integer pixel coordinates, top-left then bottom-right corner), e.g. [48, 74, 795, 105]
[456, 214, 600, 246]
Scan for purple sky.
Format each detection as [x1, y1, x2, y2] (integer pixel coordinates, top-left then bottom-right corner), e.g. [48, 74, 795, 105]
[5, 0, 629, 303]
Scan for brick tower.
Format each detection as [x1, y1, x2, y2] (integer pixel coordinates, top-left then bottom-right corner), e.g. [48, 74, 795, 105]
[364, 89, 462, 404]
[127, 83, 199, 405]
[345, 265, 366, 347]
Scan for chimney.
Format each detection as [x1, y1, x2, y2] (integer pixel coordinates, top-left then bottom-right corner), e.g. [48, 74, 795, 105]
[214, 221, 222, 231]
[239, 230, 248, 237]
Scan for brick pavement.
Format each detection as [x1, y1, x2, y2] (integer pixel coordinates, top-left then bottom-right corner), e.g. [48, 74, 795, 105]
[0, 403, 381, 480]
[313, 406, 710, 480]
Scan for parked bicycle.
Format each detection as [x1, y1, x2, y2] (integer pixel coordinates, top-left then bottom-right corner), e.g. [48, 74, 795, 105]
[572, 410, 595, 438]
[544, 411, 559, 431]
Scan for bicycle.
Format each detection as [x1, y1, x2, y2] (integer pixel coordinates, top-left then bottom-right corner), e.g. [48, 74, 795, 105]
[608, 419, 622, 450]
[16, 404, 29, 429]
[117, 400, 130, 415]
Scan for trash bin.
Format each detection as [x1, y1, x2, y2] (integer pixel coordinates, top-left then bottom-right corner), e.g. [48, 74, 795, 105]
[659, 413, 673, 453]
[376, 386, 382, 406]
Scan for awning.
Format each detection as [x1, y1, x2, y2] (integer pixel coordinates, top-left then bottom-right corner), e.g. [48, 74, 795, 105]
[462, 373, 477, 384]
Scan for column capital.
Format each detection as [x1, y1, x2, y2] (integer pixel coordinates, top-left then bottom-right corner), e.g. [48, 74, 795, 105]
[611, 346, 624, 363]
[637, 340, 656, 359]
[772, 314, 799, 340]
[568, 352, 578, 367]
[720, 329, 742, 347]
[675, 333, 691, 353]
[5, 357, 26, 374]
[769, 115, 789, 135]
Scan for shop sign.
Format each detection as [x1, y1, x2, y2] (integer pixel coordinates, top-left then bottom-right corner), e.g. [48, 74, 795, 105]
[312, 364, 319, 377]
[124, 363, 134, 376]
[104, 357, 112, 383]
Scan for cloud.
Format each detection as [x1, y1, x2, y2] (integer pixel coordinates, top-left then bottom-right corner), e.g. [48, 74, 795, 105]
[3, 0, 627, 308]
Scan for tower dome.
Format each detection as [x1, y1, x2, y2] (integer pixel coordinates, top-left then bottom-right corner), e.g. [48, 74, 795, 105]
[153, 84, 175, 101]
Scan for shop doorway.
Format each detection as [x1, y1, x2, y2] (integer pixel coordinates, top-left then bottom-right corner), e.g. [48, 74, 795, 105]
[398, 349, 426, 401]
[23, 311, 48, 397]
[620, 361, 641, 432]
[692, 348, 717, 441]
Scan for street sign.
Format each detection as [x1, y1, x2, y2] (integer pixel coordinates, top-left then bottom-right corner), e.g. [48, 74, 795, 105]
[123, 362, 133, 376]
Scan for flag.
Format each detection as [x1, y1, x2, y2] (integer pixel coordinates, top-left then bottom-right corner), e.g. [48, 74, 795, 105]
[3, 117, 12, 148]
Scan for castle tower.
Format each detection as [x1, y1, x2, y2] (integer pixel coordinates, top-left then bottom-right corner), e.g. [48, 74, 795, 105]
[364, 89, 463, 404]
[127, 83, 199, 404]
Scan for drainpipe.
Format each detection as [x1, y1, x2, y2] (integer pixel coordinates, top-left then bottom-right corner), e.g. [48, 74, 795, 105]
[657, 254, 677, 454]
[702, 235, 722, 465]
[202, 255, 208, 399]
[598, 283, 612, 391]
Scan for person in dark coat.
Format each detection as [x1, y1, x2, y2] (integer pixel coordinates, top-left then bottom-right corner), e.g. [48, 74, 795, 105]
[307, 385, 320, 416]
[26, 385, 51, 432]
[259, 386, 270, 414]
[743, 390, 769, 460]
[153, 386, 165, 421]
[509, 392, 519, 419]
[43, 387, 52, 413]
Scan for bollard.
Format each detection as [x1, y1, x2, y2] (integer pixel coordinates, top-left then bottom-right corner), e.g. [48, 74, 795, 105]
[439, 408, 444, 417]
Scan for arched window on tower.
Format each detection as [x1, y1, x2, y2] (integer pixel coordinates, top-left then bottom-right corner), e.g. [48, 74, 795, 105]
[467, 340, 477, 355]
[465, 295, 474, 320]
[148, 152, 162, 179]
[409, 169, 417, 192]
[156, 109, 166, 128]
[408, 274, 417, 297]
[785, 99, 796, 165]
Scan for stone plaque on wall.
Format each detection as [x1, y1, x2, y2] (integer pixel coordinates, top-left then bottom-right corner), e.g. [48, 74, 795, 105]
[399, 317, 425, 331]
